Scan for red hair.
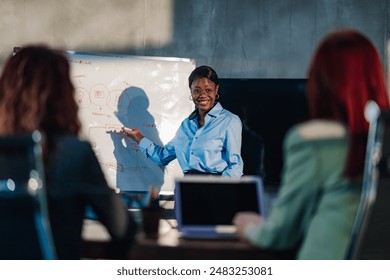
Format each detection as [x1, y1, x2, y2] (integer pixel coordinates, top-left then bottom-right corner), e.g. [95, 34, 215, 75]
[307, 29, 389, 178]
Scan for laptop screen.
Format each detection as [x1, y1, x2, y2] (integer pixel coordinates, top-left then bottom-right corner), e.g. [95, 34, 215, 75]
[175, 176, 266, 227]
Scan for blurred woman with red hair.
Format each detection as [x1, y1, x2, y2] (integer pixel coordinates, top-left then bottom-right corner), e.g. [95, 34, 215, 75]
[233, 29, 389, 259]
[0, 46, 137, 259]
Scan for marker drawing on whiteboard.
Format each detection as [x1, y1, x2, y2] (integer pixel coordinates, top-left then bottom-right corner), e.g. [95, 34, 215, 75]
[105, 124, 122, 134]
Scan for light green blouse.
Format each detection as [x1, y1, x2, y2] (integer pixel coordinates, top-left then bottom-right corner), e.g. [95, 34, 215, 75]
[245, 120, 361, 259]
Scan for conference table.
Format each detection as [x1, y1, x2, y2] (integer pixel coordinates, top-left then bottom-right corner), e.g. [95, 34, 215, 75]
[82, 218, 297, 260]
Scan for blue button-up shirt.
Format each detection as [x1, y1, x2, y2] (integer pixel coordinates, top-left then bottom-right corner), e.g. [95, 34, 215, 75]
[138, 102, 243, 177]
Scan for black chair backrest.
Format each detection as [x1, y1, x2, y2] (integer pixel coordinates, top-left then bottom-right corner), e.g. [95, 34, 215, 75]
[241, 125, 265, 177]
[347, 107, 390, 259]
[0, 131, 56, 259]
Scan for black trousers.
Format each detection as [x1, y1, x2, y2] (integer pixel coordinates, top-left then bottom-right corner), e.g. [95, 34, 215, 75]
[184, 170, 222, 176]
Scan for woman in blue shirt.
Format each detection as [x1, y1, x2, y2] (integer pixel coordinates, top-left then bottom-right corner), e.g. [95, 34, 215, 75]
[122, 65, 243, 177]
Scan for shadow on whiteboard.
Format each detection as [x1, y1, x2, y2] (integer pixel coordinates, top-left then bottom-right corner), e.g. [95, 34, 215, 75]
[110, 86, 165, 192]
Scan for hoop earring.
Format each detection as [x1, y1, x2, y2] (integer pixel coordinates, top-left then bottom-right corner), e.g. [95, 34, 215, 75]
[189, 95, 193, 101]
[215, 94, 219, 100]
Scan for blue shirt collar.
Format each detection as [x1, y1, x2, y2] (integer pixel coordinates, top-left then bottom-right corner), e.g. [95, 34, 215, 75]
[188, 102, 223, 120]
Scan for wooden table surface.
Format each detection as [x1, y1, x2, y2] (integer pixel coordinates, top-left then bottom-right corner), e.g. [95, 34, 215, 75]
[82, 219, 296, 260]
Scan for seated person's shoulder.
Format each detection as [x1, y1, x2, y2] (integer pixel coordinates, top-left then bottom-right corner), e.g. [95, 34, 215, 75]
[53, 136, 95, 162]
[288, 120, 347, 141]
[57, 135, 92, 150]
[297, 120, 347, 140]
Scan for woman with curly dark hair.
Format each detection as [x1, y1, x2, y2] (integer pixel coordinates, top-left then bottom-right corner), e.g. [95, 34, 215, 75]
[0, 45, 137, 259]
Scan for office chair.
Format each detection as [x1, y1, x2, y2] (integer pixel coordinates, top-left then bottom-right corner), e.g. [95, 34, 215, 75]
[241, 125, 265, 177]
[347, 104, 390, 259]
[0, 131, 56, 259]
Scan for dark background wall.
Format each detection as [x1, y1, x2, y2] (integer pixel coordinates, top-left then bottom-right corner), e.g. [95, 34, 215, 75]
[0, 0, 389, 79]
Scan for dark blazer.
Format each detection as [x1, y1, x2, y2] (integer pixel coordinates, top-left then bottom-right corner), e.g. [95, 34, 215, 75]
[46, 135, 137, 259]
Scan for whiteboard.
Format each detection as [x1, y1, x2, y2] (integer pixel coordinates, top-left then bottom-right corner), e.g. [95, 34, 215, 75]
[67, 52, 196, 192]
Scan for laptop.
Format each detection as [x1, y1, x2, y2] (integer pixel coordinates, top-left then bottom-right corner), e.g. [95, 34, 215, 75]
[174, 175, 266, 239]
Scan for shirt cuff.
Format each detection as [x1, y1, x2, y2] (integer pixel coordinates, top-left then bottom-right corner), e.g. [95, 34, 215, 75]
[138, 137, 153, 151]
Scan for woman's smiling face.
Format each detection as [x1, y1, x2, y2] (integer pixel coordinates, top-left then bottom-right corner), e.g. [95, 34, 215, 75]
[190, 77, 219, 115]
